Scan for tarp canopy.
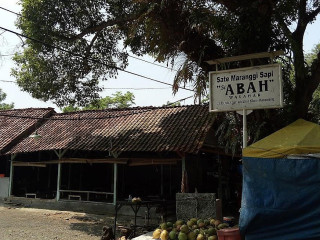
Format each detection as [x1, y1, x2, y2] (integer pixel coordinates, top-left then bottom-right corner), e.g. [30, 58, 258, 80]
[243, 119, 320, 158]
[240, 157, 320, 240]
[240, 119, 320, 239]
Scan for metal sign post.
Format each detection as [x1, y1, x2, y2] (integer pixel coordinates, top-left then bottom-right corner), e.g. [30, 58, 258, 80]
[243, 109, 248, 148]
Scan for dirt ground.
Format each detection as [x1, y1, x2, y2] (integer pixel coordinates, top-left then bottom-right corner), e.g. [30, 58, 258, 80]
[0, 205, 114, 240]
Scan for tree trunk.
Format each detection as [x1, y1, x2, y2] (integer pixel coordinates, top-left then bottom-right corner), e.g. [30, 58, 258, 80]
[292, 32, 320, 119]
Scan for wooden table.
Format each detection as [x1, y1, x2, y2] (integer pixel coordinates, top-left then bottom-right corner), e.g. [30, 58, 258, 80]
[114, 200, 166, 237]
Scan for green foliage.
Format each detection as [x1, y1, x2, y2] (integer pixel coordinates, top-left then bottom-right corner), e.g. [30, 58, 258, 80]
[307, 44, 320, 123]
[62, 91, 135, 112]
[164, 101, 181, 107]
[13, 0, 320, 154]
[62, 105, 80, 113]
[305, 44, 320, 66]
[0, 89, 14, 110]
[13, 0, 128, 107]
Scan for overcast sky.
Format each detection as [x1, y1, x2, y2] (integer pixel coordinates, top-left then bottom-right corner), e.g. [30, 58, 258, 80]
[0, 0, 319, 111]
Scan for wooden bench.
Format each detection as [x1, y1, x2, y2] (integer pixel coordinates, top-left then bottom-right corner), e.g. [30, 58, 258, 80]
[60, 190, 113, 201]
[25, 193, 37, 198]
[68, 195, 81, 201]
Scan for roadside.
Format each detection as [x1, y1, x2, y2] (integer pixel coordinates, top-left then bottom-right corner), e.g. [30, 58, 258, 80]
[0, 204, 113, 240]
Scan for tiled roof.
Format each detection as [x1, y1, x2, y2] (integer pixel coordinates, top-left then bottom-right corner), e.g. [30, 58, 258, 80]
[0, 108, 55, 154]
[7, 105, 215, 154]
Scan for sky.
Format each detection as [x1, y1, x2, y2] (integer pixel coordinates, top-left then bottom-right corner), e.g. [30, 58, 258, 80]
[0, 1, 319, 112]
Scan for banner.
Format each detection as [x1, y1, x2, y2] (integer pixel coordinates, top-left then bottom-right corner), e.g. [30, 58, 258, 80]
[209, 64, 283, 112]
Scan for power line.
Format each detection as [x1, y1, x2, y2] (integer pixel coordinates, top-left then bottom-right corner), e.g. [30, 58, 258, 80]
[0, 95, 195, 121]
[0, 25, 194, 92]
[128, 54, 178, 71]
[0, 6, 179, 71]
[0, 80, 16, 83]
[0, 54, 15, 57]
[0, 6, 21, 16]
[0, 6, 196, 110]
[0, 79, 174, 90]
[102, 87, 171, 90]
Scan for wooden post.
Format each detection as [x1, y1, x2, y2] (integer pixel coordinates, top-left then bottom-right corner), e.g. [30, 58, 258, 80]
[113, 163, 118, 205]
[54, 149, 67, 201]
[181, 156, 187, 193]
[9, 154, 16, 197]
[161, 165, 164, 196]
[217, 154, 223, 200]
[243, 109, 248, 148]
[182, 157, 186, 173]
[47, 164, 51, 188]
[67, 164, 71, 189]
[56, 163, 61, 201]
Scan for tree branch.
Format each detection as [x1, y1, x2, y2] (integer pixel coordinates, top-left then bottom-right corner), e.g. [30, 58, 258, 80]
[293, 0, 307, 41]
[57, 16, 137, 42]
[310, 50, 320, 92]
[275, 13, 293, 43]
[82, 31, 101, 75]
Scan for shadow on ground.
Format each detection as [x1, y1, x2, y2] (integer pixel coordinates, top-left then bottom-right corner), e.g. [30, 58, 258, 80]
[69, 215, 114, 237]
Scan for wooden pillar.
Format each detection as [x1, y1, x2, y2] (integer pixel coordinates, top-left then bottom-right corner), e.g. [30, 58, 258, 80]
[113, 163, 118, 205]
[181, 156, 187, 193]
[56, 163, 61, 201]
[67, 164, 71, 189]
[47, 164, 51, 188]
[9, 154, 16, 197]
[169, 165, 172, 198]
[217, 154, 223, 200]
[182, 157, 186, 173]
[54, 149, 67, 201]
[160, 165, 164, 197]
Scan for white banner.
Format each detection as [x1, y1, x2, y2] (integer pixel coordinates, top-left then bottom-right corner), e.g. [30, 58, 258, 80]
[209, 64, 283, 112]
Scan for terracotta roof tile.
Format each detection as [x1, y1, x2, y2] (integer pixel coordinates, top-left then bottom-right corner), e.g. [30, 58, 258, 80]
[6, 105, 215, 154]
[0, 108, 55, 154]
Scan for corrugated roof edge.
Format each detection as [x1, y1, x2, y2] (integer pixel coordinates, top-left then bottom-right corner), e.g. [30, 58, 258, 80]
[56, 104, 208, 116]
[0, 107, 55, 113]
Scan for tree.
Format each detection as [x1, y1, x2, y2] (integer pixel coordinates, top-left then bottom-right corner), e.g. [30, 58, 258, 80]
[11, 0, 320, 153]
[0, 89, 14, 110]
[307, 43, 320, 124]
[164, 101, 181, 107]
[62, 91, 135, 112]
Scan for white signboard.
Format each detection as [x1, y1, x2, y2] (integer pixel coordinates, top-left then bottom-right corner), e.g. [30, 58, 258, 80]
[209, 64, 283, 112]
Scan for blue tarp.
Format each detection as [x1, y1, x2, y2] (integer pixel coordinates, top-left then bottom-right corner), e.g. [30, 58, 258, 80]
[239, 157, 320, 240]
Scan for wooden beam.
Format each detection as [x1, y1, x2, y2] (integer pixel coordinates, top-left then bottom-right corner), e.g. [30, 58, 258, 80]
[206, 50, 284, 65]
[10, 158, 128, 165]
[128, 161, 178, 166]
[60, 158, 128, 164]
[128, 158, 179, 166]
[12, 162, 46, 167]
[11, 157, 180, 166]
[176, 151, 185, 158]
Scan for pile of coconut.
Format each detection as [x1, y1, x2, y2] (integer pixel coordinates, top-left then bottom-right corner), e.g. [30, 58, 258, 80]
[152, 218, 229, 240]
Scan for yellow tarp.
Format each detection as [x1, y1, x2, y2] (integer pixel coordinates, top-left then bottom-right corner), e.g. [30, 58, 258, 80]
[243, 119, 320, 158]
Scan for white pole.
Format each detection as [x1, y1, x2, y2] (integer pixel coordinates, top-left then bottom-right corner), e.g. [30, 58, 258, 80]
[54, 149, 67, 201]
[113, 163, 118, 205]
[243, 109, 248, 148]
[8, 154, 16, 196]
[56, 163, 61, 201]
